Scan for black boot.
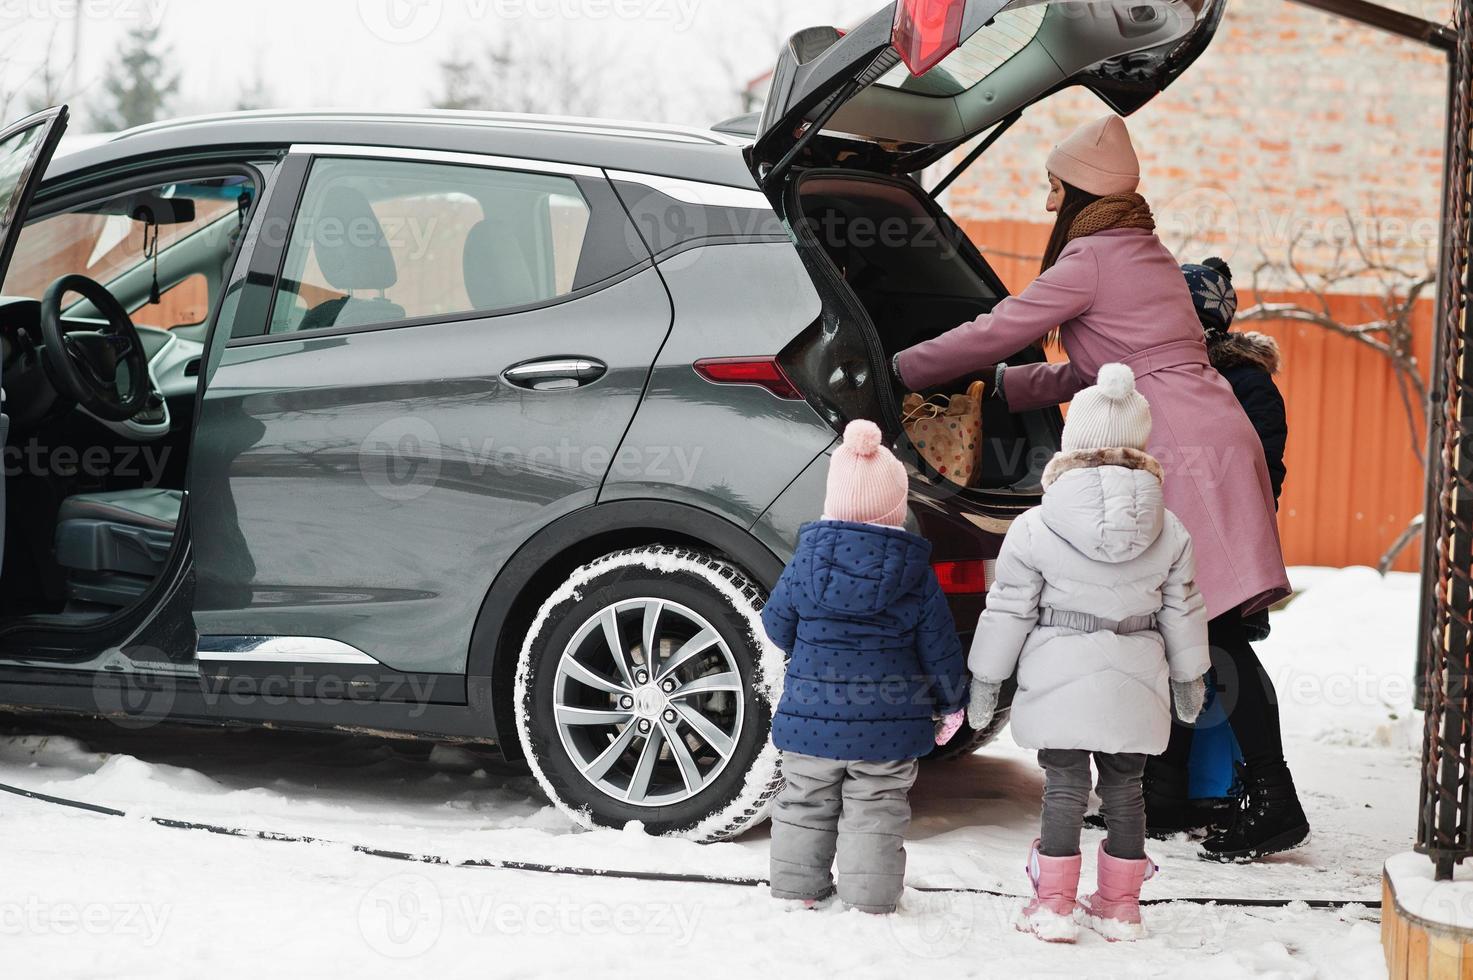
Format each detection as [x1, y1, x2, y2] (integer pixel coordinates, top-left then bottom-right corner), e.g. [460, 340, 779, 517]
[1142, 764, 1209, 838]
[1198, 766, 1309, 862]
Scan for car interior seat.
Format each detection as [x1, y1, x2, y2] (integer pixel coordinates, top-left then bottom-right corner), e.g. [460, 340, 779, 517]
[297, 184, 406, 332]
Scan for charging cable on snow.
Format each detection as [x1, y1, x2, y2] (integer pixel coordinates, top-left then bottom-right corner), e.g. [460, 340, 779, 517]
[0, 778, 1376, 911]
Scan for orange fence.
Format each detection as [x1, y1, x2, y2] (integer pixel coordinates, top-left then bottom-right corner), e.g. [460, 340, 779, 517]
[959, 218, 1431, 572]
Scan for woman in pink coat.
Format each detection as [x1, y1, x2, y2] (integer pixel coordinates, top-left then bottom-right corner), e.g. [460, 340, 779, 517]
[895, 115, 1308, 862]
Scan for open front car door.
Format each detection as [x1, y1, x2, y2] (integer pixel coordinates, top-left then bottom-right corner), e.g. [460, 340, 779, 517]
[0, 104, 69, 580]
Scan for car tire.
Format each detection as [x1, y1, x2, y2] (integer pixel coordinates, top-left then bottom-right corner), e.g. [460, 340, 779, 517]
[515, 545, 783, 841]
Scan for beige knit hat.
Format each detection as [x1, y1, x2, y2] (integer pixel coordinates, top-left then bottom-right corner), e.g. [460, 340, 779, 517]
[1046, 115, 1141, 196]
[1061, 363, 1152, 453]
[823, 420, 909, 527]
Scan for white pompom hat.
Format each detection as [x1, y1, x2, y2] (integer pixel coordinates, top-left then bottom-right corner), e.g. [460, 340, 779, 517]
[1060, 363, 1152, 453]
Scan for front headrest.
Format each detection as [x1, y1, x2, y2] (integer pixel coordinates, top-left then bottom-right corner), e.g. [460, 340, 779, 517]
[314, 185, 398, 291]
[463, 218, 537, 311]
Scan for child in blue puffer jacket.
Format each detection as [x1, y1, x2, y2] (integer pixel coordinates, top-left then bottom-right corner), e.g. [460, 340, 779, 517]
[761, 420, 969, 914]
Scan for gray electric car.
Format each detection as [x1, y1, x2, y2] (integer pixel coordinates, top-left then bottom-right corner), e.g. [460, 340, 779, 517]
[0, 0, 1219, 839]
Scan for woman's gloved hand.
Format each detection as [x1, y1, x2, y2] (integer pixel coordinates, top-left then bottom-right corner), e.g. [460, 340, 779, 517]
[1171, 675, 1207, 724]
[934, 709, 965, 746]
[967, 679, 1002, 732]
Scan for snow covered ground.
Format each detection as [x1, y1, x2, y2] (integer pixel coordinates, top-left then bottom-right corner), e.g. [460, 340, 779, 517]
[0, 567, 1419, 978]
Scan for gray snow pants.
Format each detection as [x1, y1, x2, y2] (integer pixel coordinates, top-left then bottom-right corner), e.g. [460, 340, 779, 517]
[1038, 748, 1148, 859]
[769, 752, 919, 913]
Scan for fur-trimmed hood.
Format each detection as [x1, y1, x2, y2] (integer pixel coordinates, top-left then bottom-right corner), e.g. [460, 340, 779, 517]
[1041, 447, 1164, 489]
[1208, 331, 1281, 375]
[1039, 447, 1166, 563]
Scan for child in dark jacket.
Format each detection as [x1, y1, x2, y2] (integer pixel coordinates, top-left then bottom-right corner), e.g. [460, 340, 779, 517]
[1183, 258, 1287, 504]
[761, 420, 968, 914]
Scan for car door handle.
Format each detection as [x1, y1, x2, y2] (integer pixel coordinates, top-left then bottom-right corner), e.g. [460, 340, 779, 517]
[501, 358, 607, 391]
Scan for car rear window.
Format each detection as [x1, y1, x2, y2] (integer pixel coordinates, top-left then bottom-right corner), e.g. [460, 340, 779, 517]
[874, 3, 1047, 97]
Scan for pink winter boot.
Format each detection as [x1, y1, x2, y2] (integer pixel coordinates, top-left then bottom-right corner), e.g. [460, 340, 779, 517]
[1018, 839, 1082, 942]
[1078, 842, 1157, 941]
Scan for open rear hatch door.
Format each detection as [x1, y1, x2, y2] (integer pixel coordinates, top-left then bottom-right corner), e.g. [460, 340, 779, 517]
[752, 0, 1223, 184]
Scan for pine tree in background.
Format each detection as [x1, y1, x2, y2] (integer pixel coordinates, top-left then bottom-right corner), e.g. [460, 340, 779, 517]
[432, 52, 482, 111]
[428, 31, 607, 117]
[235, 58, 274, 112]
[93, 24, 179, 131]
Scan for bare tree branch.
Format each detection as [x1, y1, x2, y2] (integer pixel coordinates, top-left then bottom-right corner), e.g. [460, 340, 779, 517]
[1237, 218, 1433, 469]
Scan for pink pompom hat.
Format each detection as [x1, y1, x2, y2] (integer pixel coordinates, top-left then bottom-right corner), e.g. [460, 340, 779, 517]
[823, 420, 909, 528]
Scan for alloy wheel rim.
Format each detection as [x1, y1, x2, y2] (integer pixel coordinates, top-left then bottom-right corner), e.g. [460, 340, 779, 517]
[552, 598, 746, 807]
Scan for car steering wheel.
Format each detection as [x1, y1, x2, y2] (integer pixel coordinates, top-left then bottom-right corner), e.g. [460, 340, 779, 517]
[38, 274, 151, 422]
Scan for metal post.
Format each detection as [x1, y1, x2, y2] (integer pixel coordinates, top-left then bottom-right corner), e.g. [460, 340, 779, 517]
[1417, 28, 1465, 713]
[1417, 0, 1473, 881]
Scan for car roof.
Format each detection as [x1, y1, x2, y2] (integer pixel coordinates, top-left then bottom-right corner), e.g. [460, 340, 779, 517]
[43, 109, 760, 190]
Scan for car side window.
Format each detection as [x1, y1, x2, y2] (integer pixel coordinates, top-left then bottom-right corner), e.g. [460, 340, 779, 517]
[266, 157, 595, 335]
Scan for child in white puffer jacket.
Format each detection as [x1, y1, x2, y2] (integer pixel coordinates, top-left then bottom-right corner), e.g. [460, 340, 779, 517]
[966, 363, 1211, 943]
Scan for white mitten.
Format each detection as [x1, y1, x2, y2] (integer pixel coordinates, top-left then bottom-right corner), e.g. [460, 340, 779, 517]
[1171, 675, 1207, 724]
[967, 679, 1001, 732]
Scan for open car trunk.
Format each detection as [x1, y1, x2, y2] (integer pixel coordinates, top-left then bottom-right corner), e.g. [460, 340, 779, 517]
[760, 0, 1221, 497]
[778, 167, 1060, 497]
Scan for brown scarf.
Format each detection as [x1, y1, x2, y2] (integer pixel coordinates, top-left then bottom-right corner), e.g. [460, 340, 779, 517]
[1066, 193, 1155, 242]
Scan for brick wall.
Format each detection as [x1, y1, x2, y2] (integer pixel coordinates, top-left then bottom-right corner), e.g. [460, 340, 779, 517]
[940, 0, 1451, 281]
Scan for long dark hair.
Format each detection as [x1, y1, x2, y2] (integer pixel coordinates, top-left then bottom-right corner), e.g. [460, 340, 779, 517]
[1038, 179, 1101, 346]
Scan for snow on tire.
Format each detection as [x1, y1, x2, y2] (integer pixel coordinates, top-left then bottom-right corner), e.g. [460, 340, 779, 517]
[514, 546, 784, 841]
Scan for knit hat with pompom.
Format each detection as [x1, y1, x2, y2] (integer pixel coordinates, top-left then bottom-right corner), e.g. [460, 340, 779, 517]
[823, 420, 909, 527]
[1060, 363, 1152, 453]
[1182, 256, 1238, 339]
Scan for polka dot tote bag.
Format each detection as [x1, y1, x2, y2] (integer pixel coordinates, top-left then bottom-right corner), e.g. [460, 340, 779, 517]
[900, 379, 985, 487]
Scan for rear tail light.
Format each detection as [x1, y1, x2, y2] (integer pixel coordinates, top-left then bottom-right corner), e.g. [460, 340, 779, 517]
[693, 357, 803, 400]
[932, 558, 994, 595]
[892, 0, 968, 77]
